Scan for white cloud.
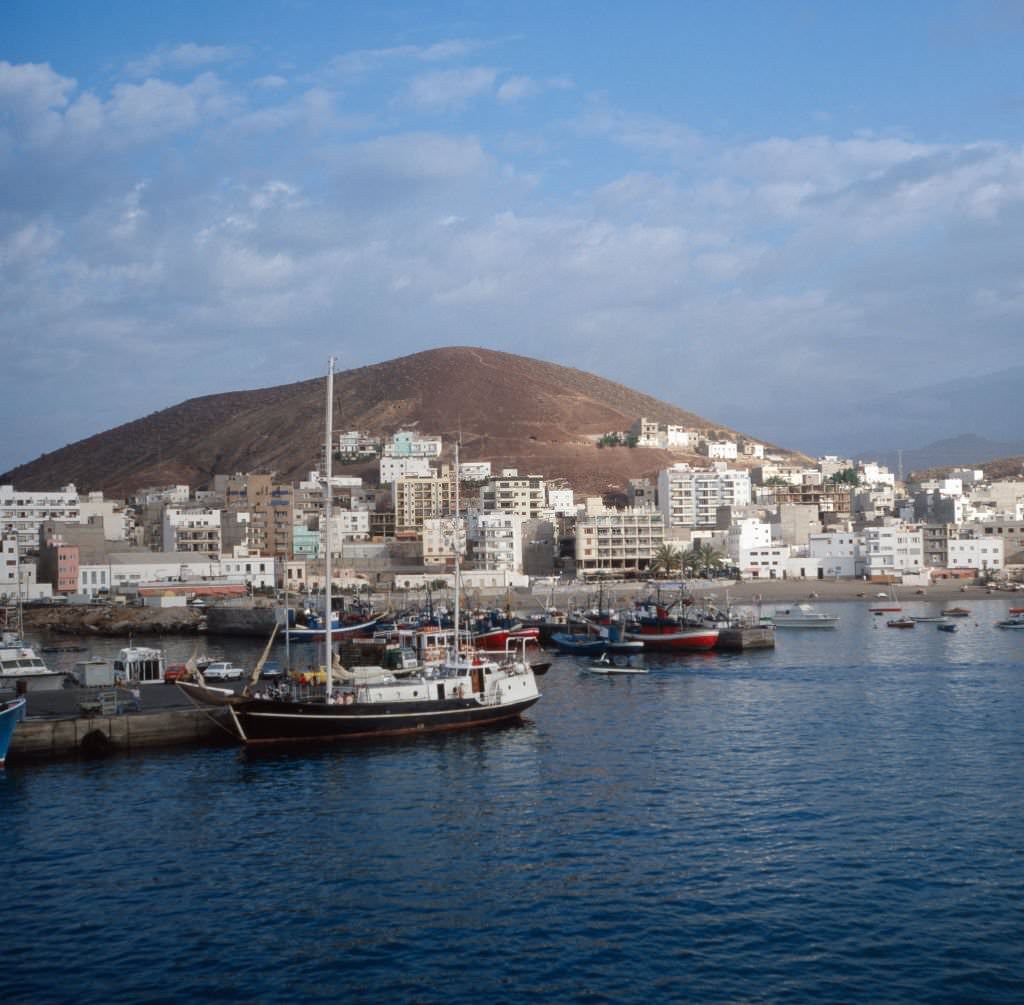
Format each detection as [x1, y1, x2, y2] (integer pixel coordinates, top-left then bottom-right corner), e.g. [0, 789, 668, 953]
[252, 75, 288, 90]
[125, 43, 240, 78]
[404, 67, 497, 110]
[328, 39, 481, 76]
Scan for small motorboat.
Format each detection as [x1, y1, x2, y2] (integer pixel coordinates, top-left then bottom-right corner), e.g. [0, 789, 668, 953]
[887, 616, 915, 628]
[941, 607, 971, 617]
[936, 622, 957, 633]
[580, 654, 648, 676]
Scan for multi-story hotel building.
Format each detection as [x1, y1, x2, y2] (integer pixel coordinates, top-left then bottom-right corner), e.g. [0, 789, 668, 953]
[657, 464, 752, 529]
[162, 506, 222, 559]
[480, 469, 547, 520]
[0, 483, 81, 554]
[574, 499, 665, 577]
[393, 468, 455, 537]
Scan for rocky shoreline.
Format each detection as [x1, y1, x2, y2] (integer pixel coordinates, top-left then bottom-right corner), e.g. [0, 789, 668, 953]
[22, 604, 205, 637]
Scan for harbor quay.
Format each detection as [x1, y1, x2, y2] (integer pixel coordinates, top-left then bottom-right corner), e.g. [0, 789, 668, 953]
[9, 705, 231, 762]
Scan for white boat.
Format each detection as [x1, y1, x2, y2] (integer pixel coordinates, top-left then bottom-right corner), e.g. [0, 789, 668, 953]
[581, 654, 648, 676]
[766, 603, 839, 629]
[0, 633, 69, 691]
[996, 613, 1024, 630]
[180, 359, 541, 744]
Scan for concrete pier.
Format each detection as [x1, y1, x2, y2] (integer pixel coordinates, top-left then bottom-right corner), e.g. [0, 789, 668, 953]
[8, 708, 232, 762]
[716, 625, 776, 651]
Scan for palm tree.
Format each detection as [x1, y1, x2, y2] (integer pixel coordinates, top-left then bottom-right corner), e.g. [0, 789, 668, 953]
[649, 543, 683, 578]
[691, 541, 724, 578]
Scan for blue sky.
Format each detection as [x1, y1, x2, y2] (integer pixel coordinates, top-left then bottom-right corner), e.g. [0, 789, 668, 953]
[3, 1, 1024, 473]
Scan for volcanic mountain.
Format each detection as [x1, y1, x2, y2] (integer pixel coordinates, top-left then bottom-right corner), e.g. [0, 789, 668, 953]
[1, 347, 792, 498]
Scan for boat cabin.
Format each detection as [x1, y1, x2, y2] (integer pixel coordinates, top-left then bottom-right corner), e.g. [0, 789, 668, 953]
[113, 646, 166, 685]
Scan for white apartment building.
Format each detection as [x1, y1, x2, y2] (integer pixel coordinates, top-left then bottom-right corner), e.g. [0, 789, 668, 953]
[666, 426, 697, 449]
[383, 430, 442, 459]
[859, 525, 924, 579]
[727, 517, 772, 560]
[162, 506, 222, 559]
[480, 470, 547, 520]
[1, 483, 81, 554]
[741, 544, 792, 579]
[422, 517, 466, 567]
[808, 531, 859, 578]
[575, 499, 665, 577]
[379, 455, 432, 485]
[329, 510, 371, 543]
[858, 463, 896, 488]
[947, 536, 1004, 573]
[547, 487, 575, 516]
[0, 534, 52, 600]
[393, 470, 455, 536]
[705, 441, 739, 461]
[658, 463, 752, 529]
[472, 512, 524, 573]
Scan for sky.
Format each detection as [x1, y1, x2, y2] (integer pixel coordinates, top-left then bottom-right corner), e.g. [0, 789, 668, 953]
[3, 0, 1024, 473]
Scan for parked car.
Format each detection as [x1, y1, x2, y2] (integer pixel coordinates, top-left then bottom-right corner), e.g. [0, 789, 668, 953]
[202, 661, 245, 681]
[163, 664, 190, 683]
[259, 659, 284, 681]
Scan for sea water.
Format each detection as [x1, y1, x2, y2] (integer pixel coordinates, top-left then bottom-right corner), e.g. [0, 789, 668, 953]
[3, 600, 1024, 1003]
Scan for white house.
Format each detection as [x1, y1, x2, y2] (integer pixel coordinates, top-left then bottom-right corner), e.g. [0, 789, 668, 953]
[705, 440, 739, 461]
[947, 536, 1004, 573]
[859, 525, 924, 579]
[808, 531, 859, 579]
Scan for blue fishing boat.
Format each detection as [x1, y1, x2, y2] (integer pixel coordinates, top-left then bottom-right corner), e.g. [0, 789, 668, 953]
[0, 695, 27, 767]
[550, 632, 608, 656]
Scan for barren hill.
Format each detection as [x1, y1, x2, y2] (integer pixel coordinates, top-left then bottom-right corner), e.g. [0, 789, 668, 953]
[1, 347, 790, 497]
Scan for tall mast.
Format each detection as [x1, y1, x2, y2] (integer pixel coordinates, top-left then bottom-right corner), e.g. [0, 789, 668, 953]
[453, 442, 460, 656]
[324, 357, 335, 701]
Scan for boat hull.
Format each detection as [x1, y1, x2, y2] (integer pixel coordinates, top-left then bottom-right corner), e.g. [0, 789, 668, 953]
[226, 693, 541, 744]
[0, 697, 27, 767]
[622, 627, 718, 651]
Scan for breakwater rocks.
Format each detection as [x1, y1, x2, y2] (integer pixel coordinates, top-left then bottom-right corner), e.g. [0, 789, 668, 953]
[204, 605, 279, 637]
[22, 603, 205, 637]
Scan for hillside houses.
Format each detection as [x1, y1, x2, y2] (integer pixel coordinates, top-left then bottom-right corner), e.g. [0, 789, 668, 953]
[4, 432, 1024, 599]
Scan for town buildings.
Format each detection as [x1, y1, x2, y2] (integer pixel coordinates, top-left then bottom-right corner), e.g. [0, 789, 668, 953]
[6, 412, 1024, 596]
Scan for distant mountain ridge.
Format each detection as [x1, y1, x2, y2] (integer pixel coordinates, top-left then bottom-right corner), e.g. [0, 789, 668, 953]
[863, 434, 1024, 477]
[0, 347, 787, 497]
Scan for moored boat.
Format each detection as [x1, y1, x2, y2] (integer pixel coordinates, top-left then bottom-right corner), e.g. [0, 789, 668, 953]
[182, 359, 541, 745]
[767, 603, 839, 629]
[936, 622, 957, 633]
[941, 607, 971, 617]
[0, 695, 27, 767]
[0, 634, 69, 691]
[623, 600, 718, 651]
[995, 613, 1024, 630]
[886, 616, 915, 628]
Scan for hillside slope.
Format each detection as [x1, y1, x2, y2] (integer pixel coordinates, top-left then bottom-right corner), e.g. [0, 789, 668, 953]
[2, 346, 783, 497]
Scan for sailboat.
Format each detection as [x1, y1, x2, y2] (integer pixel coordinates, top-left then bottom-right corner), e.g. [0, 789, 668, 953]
[181, 358, 541, 745]
[869, 585, 901, 613]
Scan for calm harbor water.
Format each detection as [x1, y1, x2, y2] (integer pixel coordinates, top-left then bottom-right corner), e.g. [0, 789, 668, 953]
[4, 599, 1024, 1004]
